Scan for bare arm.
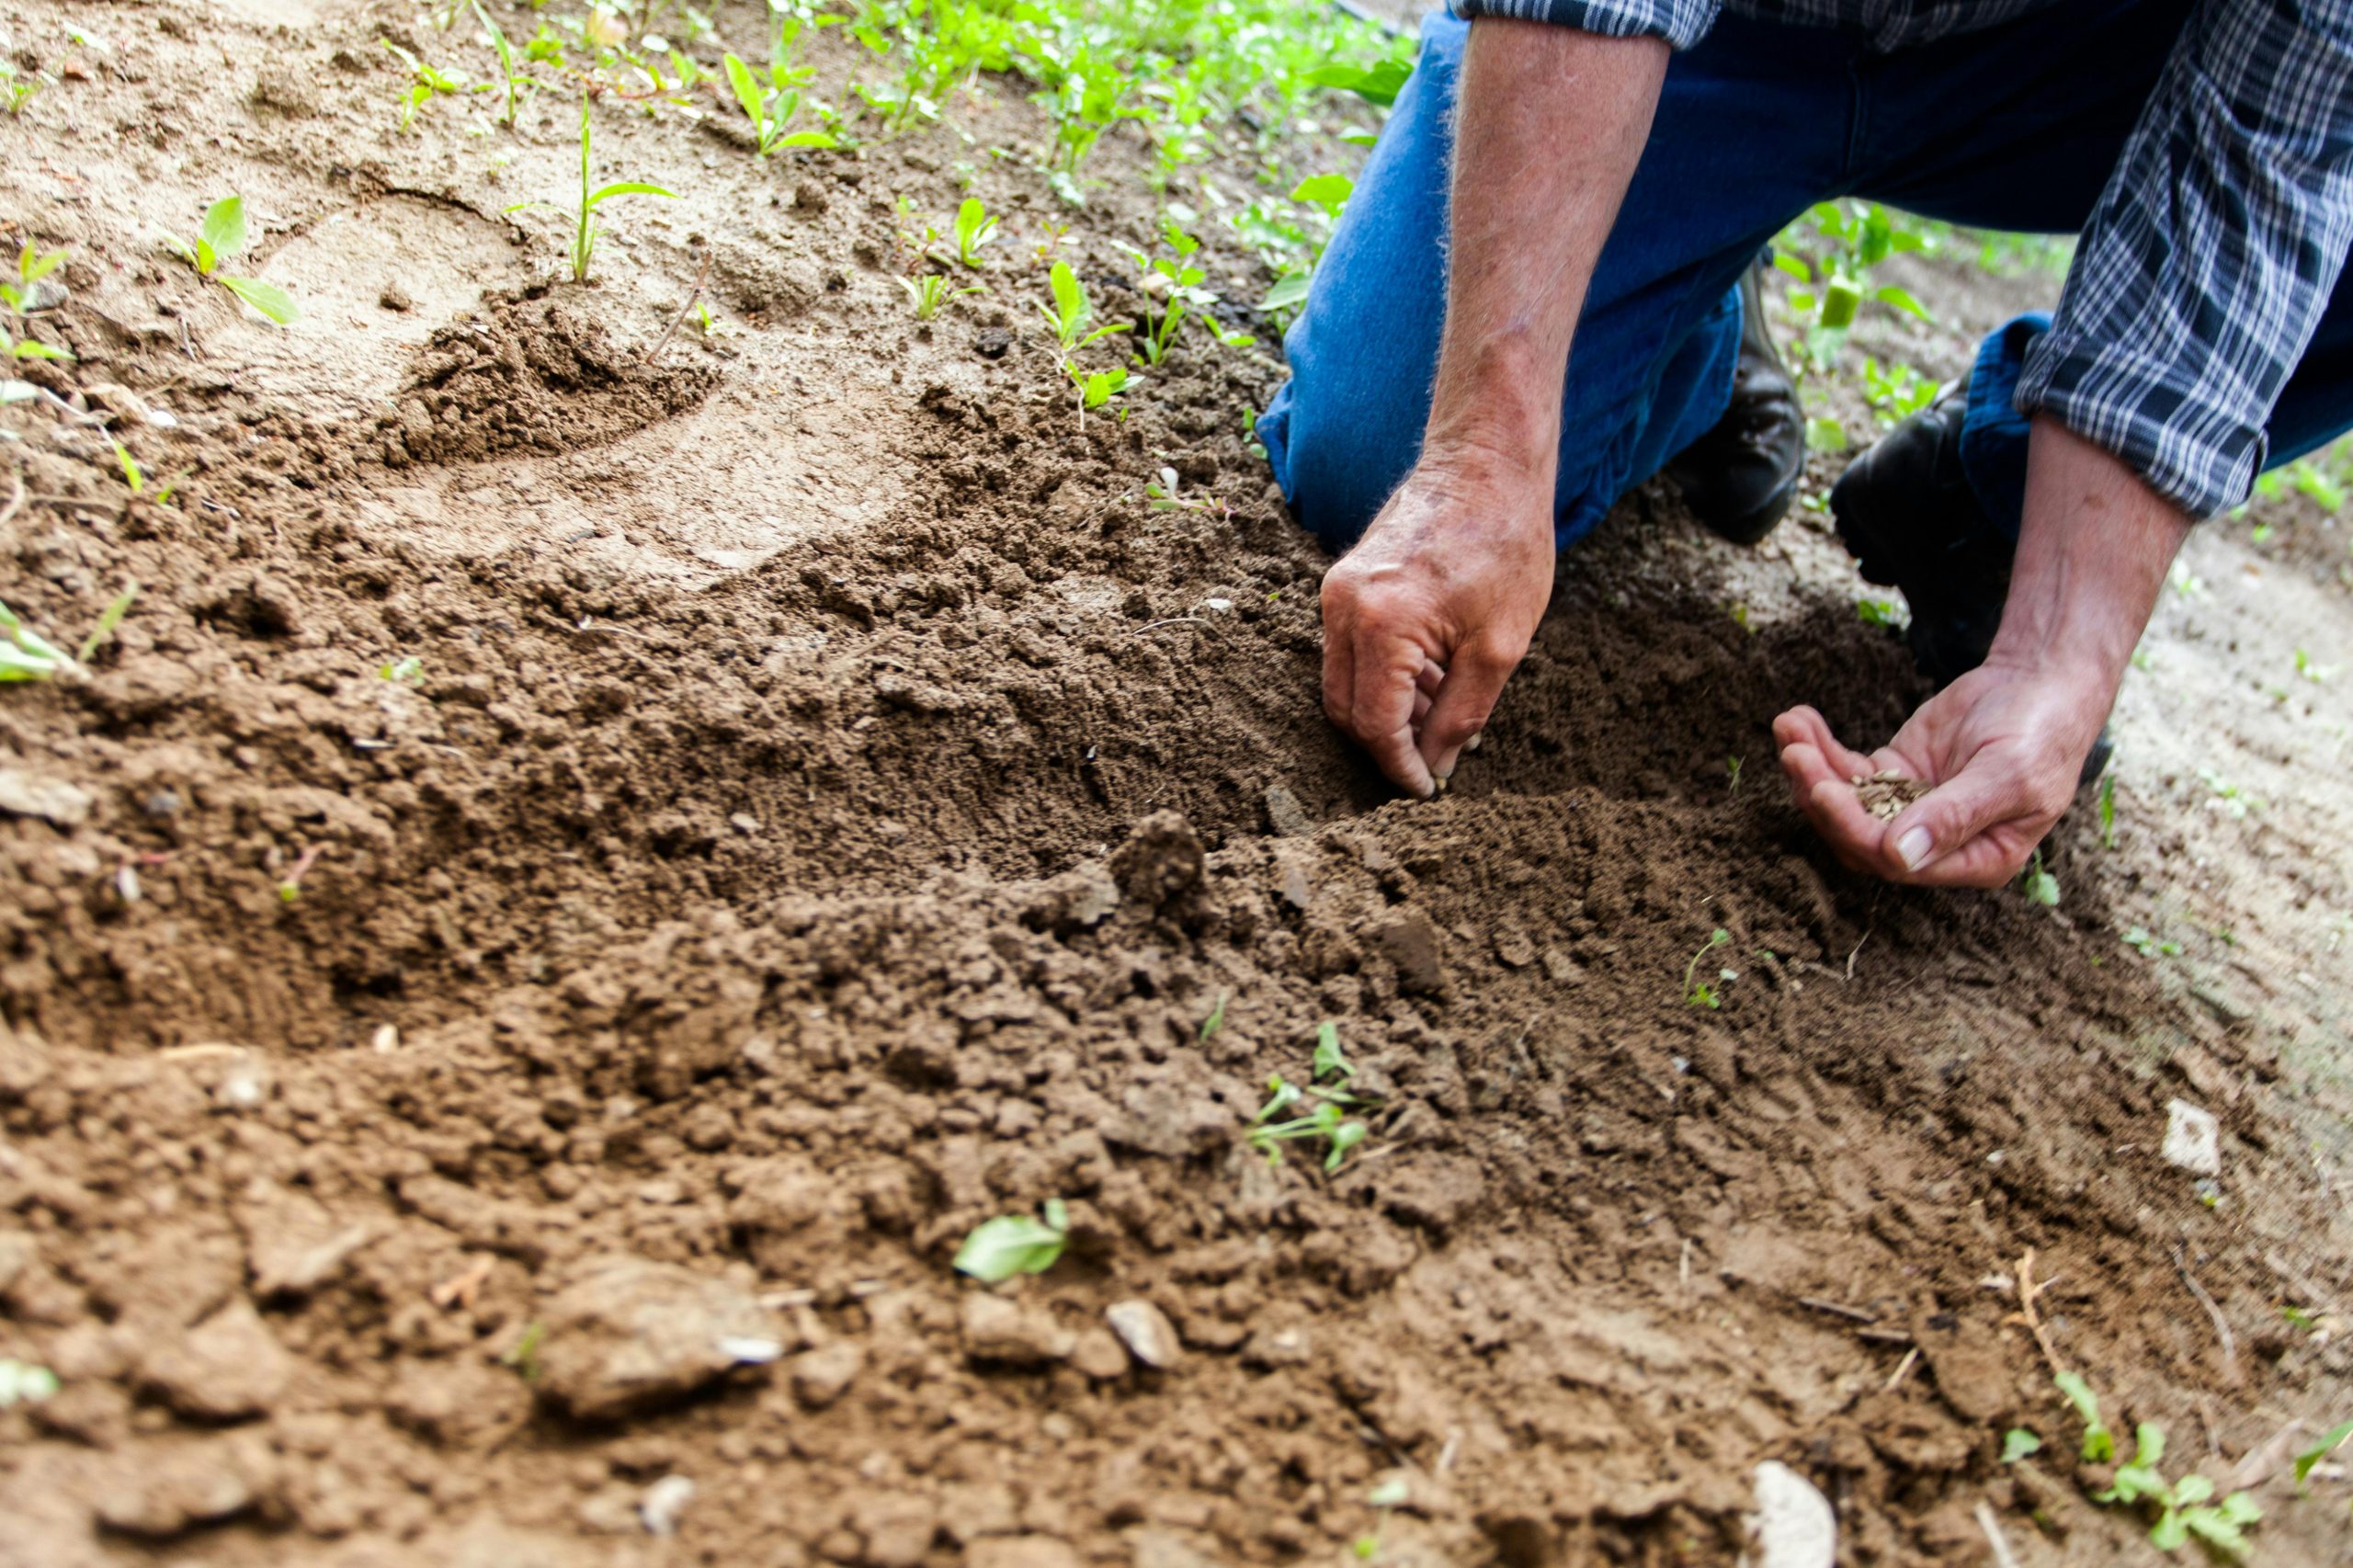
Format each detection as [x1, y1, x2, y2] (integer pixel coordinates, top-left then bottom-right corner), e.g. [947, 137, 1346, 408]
[1321, 22, 1667, 797]
[1776, 417, 2189, 885]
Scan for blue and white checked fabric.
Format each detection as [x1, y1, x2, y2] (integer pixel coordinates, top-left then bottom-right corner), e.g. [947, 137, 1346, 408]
[1449, 0, 2353, 517]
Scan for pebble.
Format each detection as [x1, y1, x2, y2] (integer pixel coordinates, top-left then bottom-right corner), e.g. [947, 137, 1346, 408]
[1104, 1299, 1182, 1370]
[640, 1473, 696, 1536]
[138, 1301, 294, 1421]
[534, 1256, 786, 1421]
[1263, 784, 1311, 837]
[1747, 1460, 1836, 1568]
[960, 1293, 1072, 1366]
[0, 769, 93, 828]
[789, 1341, 864, 1408]
[2162, 1097, 2222, 1176]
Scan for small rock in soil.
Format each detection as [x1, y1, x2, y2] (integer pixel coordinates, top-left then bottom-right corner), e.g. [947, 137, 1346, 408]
[385, 1358, 533, 1450]
[1262, 784, 1311, 837]
[2162, 1097, 2222, 1175]
[0, 768, 94, 828]
[967, 1538, 1085, 1568]
[93, 1435, 274, 1537]
[1068, 1326, 1129, 1381]
[850, 1494, 938, 1568]
[639, 1473, 696, 1536]
[1372, 912, 1447, 994]
[1746, 1460, 1836, 1568]
[534, 1255, 785, 1421]
[1104, 1299, 1182, 1369]
[789, 1341, 864, 1409]
[1109, 810, 1205, 906]
[960, 1292, 1072, 1365]
[138, 1300, 294, 1421]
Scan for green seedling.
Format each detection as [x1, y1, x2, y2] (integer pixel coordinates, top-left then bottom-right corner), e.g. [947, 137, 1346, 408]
[501, 1321, 546, 1381]
[953, 1199, 1069, 1281]
[1037, 259, 1126, 350]
[471, 0, 533, 126]
[1290, 172, 1352, 222]
[1064, 360, 1131, 424]
[2021, 849, 2059, 907]
[2097, 773, 2118, 848]
[952, 197, 1000, 267]
[1774, 200, 1933, 365]
[1726, 755, 1744, 793]
[2295, 646, 2336, 684]
[1130, 223, 1254, 365]
[1860, 355, 1936, 426]
[1857, 597, 1904, 629]
[1198, 990, 1227, 1044]
[380, 655, 425, 684]
[1805, 413, 1847, 452]
[1257, 268, 1310, 314]
[276, 844, 323, 903]
[2091, 1419, 2264, 1557]
[2198, 768, 2262, 818]
[1248, 1024, 1373, 1172]
[2296, 1418, 2352, 1488]
[1, 242, 72, 363]
[901, 271, 978, 321]
[1306, 58, 1411, 105]
[1, 59, 51, 115]
[1, 585, 136, 681]
[0, 1358, 59, 1407]
[506, 97, 675, 285]
[2000, 1427, 2042, 1463]
[2055, 1370, 2114, 1461]
[381, 40, 472, 131]
[2122, 925, 2182, 959]
[722, 48, 836, 154]
[162, 196, 299, 325]
[1684, 926, 1732, 1008]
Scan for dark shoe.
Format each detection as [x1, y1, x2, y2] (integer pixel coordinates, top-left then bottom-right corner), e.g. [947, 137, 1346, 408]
[1664, 257, 1805, 546]
[1831, 375, 2113, 785]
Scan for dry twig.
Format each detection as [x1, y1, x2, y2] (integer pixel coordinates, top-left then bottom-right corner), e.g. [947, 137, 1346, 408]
[645, 250, 712, 366]
[2170, 1244, 2241, 1386]
[2003, 1247, 2067, 1378]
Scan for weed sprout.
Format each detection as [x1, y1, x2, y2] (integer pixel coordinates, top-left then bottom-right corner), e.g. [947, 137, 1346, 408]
[1, 585, 137, 682]
[723, 26, 838, 156]
[1683, 927, 1732, 1007]
[1037, 260, 1125, 350]
[505, 97, 676, 285]
[952, 198, 1000, 268]
[162, 197, 299, 325]
[1, 244, 71, 364]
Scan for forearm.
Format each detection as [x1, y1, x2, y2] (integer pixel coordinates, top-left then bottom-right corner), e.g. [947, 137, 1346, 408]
[1988, 416, 2192, 701]
[1425, 21, 1666, 483]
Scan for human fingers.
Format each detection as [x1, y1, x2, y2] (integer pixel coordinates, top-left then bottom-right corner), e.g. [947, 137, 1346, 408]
[1418, 631, 1520, 783]
[1350, 631, 1438, 798]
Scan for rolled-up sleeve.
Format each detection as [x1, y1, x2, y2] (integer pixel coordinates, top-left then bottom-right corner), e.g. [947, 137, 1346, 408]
[1449, 0, 1720, 51]
[2016, 0, 2353, 518]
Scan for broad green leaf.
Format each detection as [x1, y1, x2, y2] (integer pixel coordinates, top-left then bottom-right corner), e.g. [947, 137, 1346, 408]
[1324, 1119, 1367, 1171]
[199, 195, 246, 262]
[220, 276, 298, 325]
[2148, 1510, 2188, 1551]
[952, 1211, 1066, 1282]
[19, 244, 65, 283]
[1771, 251, 1813, 284]
[1304, 59, 1411, 107]
[2132, 1422, 2167, 1469]
[1257, 273, 1310, 312]
[1290, 173, 1352, 216]
[722, 52, 767, 131]
[2297, 1418, 2353, 1484]
[584, 181, 676, 208]
[1049, 259, 1086, 327]
[1999, 1428, 2041, 1463]
[1874, 283, 1933, 322]
[2214, 1493, 2261, 1524]
[11, 338, 71, 361]
[2171, 1473, 2213, 1506]
[774, 131, 836, 148]
[2054, 1370, 2102, 1424]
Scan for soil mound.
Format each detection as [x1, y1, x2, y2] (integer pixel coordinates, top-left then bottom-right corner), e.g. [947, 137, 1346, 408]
[374, 290, 717, 467]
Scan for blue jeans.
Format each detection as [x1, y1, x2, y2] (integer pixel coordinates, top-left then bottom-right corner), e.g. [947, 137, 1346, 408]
[1260, 0, 2353, 552]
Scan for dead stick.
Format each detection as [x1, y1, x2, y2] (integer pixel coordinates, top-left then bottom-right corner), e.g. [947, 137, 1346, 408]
[2171, 1244, 2241, 1387]
[1799, 1295, 1880, 1324]
[646, 251, 711, 366]
[1973, 1502, 2023, 1568]
[2004, 1247, 2067, 1379]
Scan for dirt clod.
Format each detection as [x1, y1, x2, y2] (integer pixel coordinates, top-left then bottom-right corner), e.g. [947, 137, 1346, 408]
[1104, 1298, 1183, 1370]
[534, 1256, 783, 1421]
[137, 1301, 293, 1422]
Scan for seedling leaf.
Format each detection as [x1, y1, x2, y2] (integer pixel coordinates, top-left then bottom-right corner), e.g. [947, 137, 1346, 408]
[0, 1358, 60, 1406]
[199, 196, 246, 262]
[1258, 273, 1310, 312]
[953, 1210, 1068, 1282]
[2000, 1427, 2041, 1463]
[75, 583, 137, 665]
[220, 276, 299, 325]
[1198, 990, 1227, 1044]
[585, 181, 676, 207]
[1312, 1020, 1352, 1081]
[2297, 1417, 2353, 1485]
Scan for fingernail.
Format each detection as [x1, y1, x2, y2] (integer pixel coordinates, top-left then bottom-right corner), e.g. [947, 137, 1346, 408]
[1895, 826, 1933, 869]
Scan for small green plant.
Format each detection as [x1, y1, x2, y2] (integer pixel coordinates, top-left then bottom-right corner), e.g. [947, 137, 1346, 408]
[901, 271, 977, 321]
[1, 243, 72, 363]
[2296, 1418, 2351, 1488]
[381, 40, 472, 131]
[1773, 201, 1933, 365]
[1064, 359, 1131, 421]
[0, 1358, 59, 1407]
[2122, 925, 2182, 959]
[952, 197, 1000, 267]
[1726, 756, 1744, 793]
[1684, 926, 1732, 1008]
[2021, 849, 2059, 907]
[1130, 222, 1254, 365]
[1859, 355, 1937, 426]
[1857, 597, 1905, 629]
[2097, 773, 2118, 848]
[1249, 1022, 1372, 1172]
[2294, 646, 2336, 684]
[1038, 260, 1126, 350]
[953, 1199, 1069, 1281]
[380, 655, 425, 684]
[2093, 1419, 2263, 1557]
[2199, 769, 2263, 818]
[162, 197, 299, 325]
[722, 47, 836, 154]
[1, 59, 51, 115]
[506, 97, 675, 285]
[1198, 989, 1227, 1044]
[1, 585, 136, 681]
[2000, 1427, 2042, 1463]
[502, 1320, 546, 1381]
[471, 0, 533, 126]
[2056, 1370, 2114, 1461]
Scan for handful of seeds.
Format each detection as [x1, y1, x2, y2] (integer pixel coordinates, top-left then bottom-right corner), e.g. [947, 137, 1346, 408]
[1853, 768, 1930, 821]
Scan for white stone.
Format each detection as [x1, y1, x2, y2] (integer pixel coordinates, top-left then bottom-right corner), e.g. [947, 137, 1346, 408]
[640, 1474, 696, 1536]
[2163, 1098, 2221, 1176]
[1746, 1460, 1836, 1568]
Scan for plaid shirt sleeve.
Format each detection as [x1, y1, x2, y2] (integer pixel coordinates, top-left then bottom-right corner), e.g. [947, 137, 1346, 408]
[2017, 0, 2353, 518]
[1448, 0, 1720, 51]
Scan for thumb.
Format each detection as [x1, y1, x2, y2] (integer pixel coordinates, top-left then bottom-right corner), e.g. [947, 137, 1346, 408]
[1885, 762, 2029, 878]
[1417, 634, 1518, 783]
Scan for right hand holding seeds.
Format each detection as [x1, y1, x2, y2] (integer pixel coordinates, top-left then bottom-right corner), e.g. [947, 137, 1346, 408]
[1319, 460, 1558, 799]
[1773, 654, 2108, 887]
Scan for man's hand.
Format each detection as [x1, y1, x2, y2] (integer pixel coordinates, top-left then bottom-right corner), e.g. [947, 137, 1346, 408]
[1773, 652, 2109, 886]
[1779, 416, 2190, 885]
[1322, 455, 1556, 796]
[1313, 21, 1666, 796]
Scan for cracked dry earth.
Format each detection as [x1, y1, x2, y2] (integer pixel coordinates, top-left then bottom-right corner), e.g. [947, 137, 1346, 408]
[2, 2, 2350, 1565]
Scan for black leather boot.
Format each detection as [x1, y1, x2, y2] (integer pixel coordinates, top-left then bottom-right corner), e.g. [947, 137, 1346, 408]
[1663, 258, 1805, 546]
[1831, 373, 2113, 784]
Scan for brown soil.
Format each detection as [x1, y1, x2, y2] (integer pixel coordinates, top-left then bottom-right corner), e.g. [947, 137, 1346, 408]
[4, 5, 2350, 1567]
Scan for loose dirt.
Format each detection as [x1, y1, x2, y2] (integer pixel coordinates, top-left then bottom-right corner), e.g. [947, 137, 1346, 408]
[2, 5, 2349, 1567]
